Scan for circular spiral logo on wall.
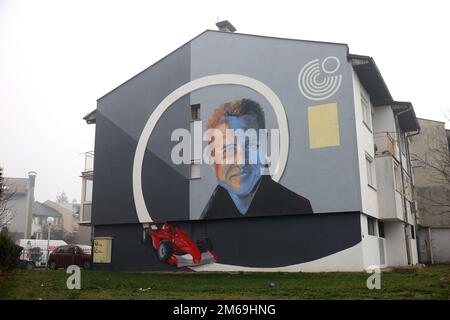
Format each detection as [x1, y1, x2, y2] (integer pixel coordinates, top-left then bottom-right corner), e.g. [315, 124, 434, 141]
[298, 56, 342, 101]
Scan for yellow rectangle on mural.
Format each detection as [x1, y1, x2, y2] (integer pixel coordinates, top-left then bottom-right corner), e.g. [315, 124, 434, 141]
[308, 103, 340, 149]
[93, 237, 112, 263]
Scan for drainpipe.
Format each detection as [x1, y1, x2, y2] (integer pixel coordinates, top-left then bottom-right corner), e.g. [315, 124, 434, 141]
[406, 126, 421, 263]
[24, 171, 37, 238]
[394, 107, 413, 265]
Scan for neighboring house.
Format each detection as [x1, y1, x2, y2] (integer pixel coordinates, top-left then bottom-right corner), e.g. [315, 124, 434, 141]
[83, 25, 421, 271]
[30, 201, 63, 240]
[44, 200, 92, 245]
[409, 118, 450, 264]
[44, 200, 77, 234]
[2, 172, 37, 241]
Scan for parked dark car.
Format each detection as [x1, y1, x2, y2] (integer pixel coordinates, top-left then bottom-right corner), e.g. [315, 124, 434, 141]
[48, 245, 92, 270]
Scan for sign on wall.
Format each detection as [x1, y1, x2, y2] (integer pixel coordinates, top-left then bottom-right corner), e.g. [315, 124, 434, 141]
[93, 237, 112, 263]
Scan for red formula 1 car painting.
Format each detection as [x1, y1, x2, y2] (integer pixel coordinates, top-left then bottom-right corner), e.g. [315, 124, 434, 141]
[143, 223, 218, 268]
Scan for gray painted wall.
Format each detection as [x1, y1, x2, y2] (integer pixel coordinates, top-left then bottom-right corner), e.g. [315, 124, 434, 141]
[418, 227, 450, 264]
[189, 31, 361, 219]
[93, 43, 191, 224]
[92, 30, 363, 224]
[6, 195, 27, 239]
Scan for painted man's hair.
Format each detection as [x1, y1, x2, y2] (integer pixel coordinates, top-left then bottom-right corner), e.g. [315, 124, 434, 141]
[207, 99, 266, 130]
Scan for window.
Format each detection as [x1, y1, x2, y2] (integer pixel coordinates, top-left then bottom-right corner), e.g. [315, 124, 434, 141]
[84, 179, 93, 203]
[367, 216, 377, 236]
[365, 153, 375, 188]
[190, 105, 201, 179]
[406, 225, 415, 239]
[56, 246, 69, 253]
[378, 221, 385, 238]
[361, 89, 372, 130]
[190, 160, 201, 179]
[82, 204, 92, 222]
[71, 246, 80, 254]
[410, 225, 415, 239]
[191, 104, 200, 121]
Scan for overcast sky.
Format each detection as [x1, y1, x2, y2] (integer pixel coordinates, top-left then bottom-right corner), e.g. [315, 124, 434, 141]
[1, 0, 449, 203]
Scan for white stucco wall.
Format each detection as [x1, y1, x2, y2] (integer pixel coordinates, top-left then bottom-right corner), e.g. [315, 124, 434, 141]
[409, 238, 419, 264]
[191, 242, 365, 272]
[375, 156, 400, 220]
[383, 221, 408, 266]
[352, 70, 379, 218]
[360, 213, 385, 268]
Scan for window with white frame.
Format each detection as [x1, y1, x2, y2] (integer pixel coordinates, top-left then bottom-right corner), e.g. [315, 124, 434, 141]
[81, 178, 92, 223]
[191, 104, 200, 121]
[365, 153, 375, 188]
[84, 179, 93, 203]
[367, 216, 377, 236]
[190, 160, 201, 179]
[189, 104, 201, 178]
[361, 89, 373, 130]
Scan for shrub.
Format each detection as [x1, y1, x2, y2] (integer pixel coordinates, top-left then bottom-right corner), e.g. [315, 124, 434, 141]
[0, 229, 23, 272]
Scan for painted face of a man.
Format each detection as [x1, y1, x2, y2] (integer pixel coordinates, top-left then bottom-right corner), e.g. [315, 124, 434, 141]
[211, 115, 263, 196]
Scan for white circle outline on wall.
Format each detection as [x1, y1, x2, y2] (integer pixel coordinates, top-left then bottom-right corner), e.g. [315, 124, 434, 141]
[321, 56, 340, 74]
[132, 74, 290, 223]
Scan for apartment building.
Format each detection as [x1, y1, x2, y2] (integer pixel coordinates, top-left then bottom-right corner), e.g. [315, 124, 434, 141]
[83, 25, 420, 271]
[409, 118, 450, 263]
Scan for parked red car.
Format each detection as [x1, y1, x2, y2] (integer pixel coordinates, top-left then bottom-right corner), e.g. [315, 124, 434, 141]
[48, 245, 92, 270]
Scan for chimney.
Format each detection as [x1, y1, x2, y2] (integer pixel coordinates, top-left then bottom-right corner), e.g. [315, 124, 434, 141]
[215, 20, 236, 33]
[24, 171, 37, 238]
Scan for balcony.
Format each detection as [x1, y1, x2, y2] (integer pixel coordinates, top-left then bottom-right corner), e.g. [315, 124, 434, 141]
[375, 156, 405, 221]
[80, 151, 93, 225]
[374, 132, 396, 157]
[82, 151, 94, 174]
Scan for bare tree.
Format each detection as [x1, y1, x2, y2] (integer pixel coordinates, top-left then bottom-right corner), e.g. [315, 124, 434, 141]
[410, 113, 450, 216]
[56, 191, 69, 204]
[0, 167, 15, 230]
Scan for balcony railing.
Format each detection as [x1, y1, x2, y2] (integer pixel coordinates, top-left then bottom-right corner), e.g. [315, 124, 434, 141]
[374, 132, 396, 156]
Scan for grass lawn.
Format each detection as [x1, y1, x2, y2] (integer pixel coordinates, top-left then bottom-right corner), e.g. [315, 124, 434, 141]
[0, 265, 448, 300]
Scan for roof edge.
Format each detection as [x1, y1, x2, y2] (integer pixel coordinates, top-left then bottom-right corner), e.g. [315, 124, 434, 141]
[97, 29, 350, 102]
[348, 53, 394, 106]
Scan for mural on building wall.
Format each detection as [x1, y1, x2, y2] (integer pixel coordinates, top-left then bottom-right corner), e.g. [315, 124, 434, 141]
[93, 32, 365, 270]
[201, 99, 313, 220]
